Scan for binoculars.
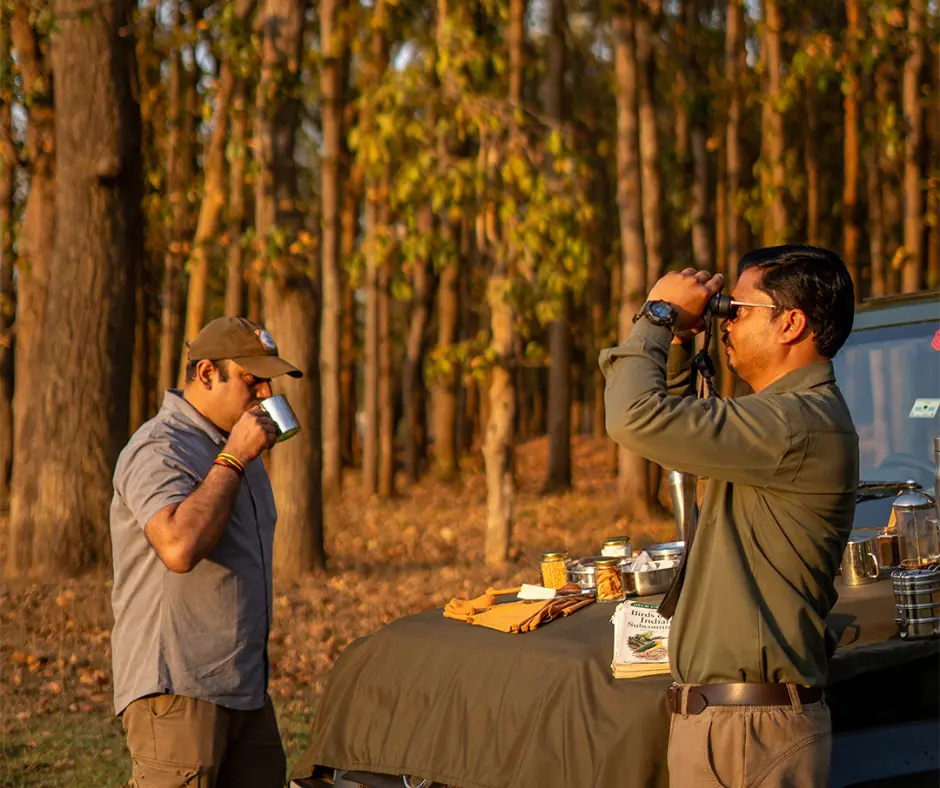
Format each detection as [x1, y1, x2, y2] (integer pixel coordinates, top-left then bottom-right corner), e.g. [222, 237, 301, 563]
[705, 293, 736, 319]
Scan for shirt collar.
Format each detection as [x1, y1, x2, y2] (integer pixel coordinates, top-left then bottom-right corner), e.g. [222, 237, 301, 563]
[161, 390, 228, 446]
[760, 360, 836, 395]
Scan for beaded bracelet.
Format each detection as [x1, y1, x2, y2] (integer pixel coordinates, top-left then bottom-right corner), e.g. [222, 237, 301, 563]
[214, 452, 246, 477]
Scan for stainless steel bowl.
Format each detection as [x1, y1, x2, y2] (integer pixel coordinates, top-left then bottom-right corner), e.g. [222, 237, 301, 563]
[645, 541, 685, 563]
[622, 565, 677, 597]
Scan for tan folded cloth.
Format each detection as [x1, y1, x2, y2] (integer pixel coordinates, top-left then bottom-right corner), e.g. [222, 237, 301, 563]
[444, 587, 593, 633]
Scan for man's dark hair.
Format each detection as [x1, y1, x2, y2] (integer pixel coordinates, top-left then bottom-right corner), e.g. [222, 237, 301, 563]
[737, 245, 855, 358]
[184, 358, 231, 384]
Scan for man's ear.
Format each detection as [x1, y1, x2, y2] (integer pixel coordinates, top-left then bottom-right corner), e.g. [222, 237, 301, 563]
[195, 359, 217, 389]
[779, 308, 811, 346]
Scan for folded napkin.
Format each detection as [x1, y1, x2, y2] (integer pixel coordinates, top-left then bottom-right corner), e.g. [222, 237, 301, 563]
[444, 586, 594, 633]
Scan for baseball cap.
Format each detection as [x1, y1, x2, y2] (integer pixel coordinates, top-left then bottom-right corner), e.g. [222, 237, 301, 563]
[187, 317, 303, 379]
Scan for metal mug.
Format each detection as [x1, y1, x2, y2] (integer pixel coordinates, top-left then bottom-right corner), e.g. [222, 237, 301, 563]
[842, 535, 881, 586]
[258, 394, 300, 443]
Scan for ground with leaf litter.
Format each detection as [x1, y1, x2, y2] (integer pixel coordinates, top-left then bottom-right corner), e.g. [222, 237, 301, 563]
[0, 436, 678, 786]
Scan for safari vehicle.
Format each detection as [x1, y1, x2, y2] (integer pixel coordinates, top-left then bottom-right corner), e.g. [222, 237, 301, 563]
[291, 290, 940, 788]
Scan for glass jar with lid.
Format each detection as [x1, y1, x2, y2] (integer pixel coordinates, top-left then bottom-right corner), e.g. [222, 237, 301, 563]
[540, 551, 570, 589]
[894, 484, 940, 570]
[594, 558, 626, 602]
[601, 535, 632, 558]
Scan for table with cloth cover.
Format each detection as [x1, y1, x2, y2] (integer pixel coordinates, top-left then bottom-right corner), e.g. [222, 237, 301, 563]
[290, 576, 939, 788]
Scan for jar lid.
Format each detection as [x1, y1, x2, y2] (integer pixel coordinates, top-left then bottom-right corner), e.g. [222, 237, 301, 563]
[595, 557, 622, 567]
[603, 536, 630, 545]
[892, 485, 935, 512]
[542, 551, 568, 560]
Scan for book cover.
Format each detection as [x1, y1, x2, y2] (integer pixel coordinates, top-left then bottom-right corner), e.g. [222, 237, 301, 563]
[610, 600, 672, 678]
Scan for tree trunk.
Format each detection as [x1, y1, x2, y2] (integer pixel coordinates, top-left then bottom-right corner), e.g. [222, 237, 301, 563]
[320, 0, 346, 501]
[685, 0, 711, 270]
[483, 0, 524, 568]
[865, 141, 886, 297]
[158, 0, 184, 394]
[804, 72, 820, 246]
[339, 166, 361, 469]
[636, 2, 663, 285]
[130, 262, 151, 433]
[362, 1, 388, 497]
[901, 0, 925, 292]
[725, 0, 746, 280]
[378, 176, 395, 499]
[255, 0, 324, 578]
[10, 0, 142, 577]
[7, 7, 55, 569]
[843, 0, 861, 293]
[179, 0, 256, 382]
[613, 2, 662, 521]
[761, 0, 787, 244]
[432, 262, 459, 480]
[929, 47, 940, 289]
[224, 75, 249, 316]
[0, 9, 16, 509]
[403, 209, 433, 485]
[544, 0, 570, 492]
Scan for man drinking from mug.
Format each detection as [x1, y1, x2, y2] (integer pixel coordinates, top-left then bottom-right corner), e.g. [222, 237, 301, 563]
[601, 246, 858, 787]
[110, 316, 302, 788]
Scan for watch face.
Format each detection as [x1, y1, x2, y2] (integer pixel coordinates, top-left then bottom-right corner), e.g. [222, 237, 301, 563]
[649, 301, 673, 320]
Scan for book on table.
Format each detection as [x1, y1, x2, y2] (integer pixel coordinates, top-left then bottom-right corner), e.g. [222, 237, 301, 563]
[610, 600, 672, 679]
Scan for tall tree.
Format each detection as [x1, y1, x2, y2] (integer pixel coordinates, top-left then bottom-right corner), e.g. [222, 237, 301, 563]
[158, 0, 185, 394]
[685, 0, 712, 270]
[901, 0, 925, 292]
[483, 0, 524, 567]
[843, 0, 861, 292]
[224, 72, 250, 317]
[0, 6, 16, 509]
[431, 0, 460, 482]
[320, 0, 347, 500]
[362, 0, 388, 496]
[10, 0, 142, 576]
[760, 0, 787, 244]
[545, 0, 571, 493]
[725, 0, 747, 278]
[255, 0, 324, 577]
[179, 0, 257, 381]
[612, 1, 663, 522]
[636, 0, 664, 285]
[7, 4, 55, 570]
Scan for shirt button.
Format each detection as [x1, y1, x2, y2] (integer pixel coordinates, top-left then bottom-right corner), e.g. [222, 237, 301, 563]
[701, 402, 711, 411]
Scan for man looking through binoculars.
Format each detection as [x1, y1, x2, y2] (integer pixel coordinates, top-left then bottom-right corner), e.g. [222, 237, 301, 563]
[601, 245, 858, 788]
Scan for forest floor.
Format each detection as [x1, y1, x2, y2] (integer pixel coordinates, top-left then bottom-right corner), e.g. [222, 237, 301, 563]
[0, 435, 678, 787]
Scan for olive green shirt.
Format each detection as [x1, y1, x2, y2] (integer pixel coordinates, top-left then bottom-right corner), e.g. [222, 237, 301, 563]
[600, 321, 859, 686]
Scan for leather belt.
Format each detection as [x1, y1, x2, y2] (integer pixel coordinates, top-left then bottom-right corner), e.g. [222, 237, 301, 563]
[666, 683, 823, 715]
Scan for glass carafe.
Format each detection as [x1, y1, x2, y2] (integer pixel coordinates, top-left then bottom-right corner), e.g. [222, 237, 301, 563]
[894, 484, 940, 570]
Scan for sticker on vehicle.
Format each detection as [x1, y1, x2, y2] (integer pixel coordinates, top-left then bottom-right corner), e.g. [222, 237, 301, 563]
[909, 398, 940, 419]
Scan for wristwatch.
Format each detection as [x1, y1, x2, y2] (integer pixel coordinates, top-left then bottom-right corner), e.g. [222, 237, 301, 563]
[633, 300, 679, 331]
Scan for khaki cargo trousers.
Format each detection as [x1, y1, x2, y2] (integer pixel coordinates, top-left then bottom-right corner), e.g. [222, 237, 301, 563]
[668, 687, 832, 788]
[122, 694, 286, 788]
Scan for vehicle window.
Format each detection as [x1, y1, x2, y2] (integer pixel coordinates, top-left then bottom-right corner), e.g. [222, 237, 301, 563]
[834, 319, 939, 493]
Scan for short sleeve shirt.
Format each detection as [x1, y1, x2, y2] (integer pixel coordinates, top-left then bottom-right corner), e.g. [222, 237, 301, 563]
[109, 391, 277, 714]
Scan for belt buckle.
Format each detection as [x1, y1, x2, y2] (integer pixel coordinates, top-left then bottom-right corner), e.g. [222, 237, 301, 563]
[666, 683, 680, 713]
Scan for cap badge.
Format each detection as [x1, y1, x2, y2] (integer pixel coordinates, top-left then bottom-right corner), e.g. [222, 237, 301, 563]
[256, 328, 277, 353]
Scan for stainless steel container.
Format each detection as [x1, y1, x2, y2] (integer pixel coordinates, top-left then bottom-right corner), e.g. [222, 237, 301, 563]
[668, 470, 699, 545]
[645, 542, 685, 564]
[567, 556, 627, 591]
[842, 535, 881, 586]
[622, 565, 677, 597]
[259, 394, 301, 443]
[893, 565, 940, 639]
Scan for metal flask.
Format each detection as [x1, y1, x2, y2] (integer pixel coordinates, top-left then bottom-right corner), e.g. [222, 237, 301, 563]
[258, 394, 301, 444]
[668, 470, 699, 545]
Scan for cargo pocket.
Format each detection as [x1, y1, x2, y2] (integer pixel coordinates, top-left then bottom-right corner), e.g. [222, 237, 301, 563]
[131, 755, 203, 788]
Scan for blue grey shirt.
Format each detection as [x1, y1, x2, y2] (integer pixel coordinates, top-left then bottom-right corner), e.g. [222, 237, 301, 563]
[110, 390, 277, 714]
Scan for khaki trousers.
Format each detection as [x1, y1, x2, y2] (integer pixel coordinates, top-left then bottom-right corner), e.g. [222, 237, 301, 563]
[122, 694, 286, 788]
[667, 688, 832, 788]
